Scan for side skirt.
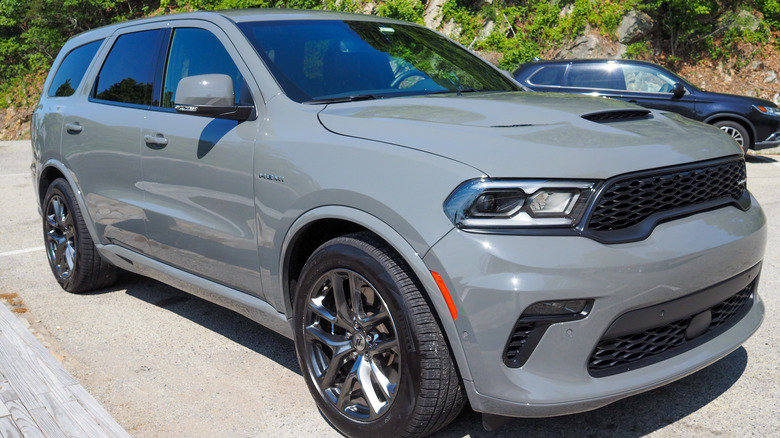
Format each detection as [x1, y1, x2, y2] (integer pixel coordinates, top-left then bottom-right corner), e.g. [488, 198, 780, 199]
[97, 244, 293, 339]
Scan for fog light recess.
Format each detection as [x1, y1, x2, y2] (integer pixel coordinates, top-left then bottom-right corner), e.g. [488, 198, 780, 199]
[502, 299, 593, 368]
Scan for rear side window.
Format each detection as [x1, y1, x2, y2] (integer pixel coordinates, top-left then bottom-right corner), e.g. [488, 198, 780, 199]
[161, 28, 247, 108]
[527, 66, 566, 86]
[565, 64, 621, 90]
[47, 40, 103, 97]
[94, 30, 165, 106]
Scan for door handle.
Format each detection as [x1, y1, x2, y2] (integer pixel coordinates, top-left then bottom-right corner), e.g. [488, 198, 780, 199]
[65, 122, 82, 134]
[144, 134, 169, 149]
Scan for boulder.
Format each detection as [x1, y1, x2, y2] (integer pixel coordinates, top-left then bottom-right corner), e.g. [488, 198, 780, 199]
[564, 28, 619, 58]
[733, 10, 761, 32]
[617, 10, 654, 44]
[441, 18, 462, 39]
[423, 0, 445, 29]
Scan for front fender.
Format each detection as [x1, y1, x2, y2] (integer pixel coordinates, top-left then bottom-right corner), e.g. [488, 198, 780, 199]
[279, 205, 473, 381]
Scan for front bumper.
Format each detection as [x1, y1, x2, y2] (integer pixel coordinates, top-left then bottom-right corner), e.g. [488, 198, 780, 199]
[423, 196, 766, 417]
[754, 130, 780, 149]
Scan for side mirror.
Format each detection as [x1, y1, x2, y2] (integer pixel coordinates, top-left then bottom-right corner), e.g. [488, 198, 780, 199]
[174, 74, 253, 121]
[672, 82, 685, 98]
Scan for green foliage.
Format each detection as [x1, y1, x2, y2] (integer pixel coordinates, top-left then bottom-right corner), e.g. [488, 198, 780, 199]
[321, 0, 361, 13]
[755, 0, 779, 29]
[640, 0, 719, 55]
[441, 0, 488, 43]
[375, 0, 425, 24]
[454, 0, 634, 70]
[0, 0, 778, 110]
[703, 12, 770, 67]
[0, 0, 159, 108]
[623, 41, 652, 59]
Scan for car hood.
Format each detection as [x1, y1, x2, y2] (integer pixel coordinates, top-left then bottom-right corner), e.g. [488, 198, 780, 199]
[318, 92, 742, 178]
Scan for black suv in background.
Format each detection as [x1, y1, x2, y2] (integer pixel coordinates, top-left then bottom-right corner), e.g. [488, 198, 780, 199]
[514, 59, 780, 152]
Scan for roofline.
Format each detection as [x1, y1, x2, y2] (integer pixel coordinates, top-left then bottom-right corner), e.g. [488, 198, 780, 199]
[61, 8, 422, 47]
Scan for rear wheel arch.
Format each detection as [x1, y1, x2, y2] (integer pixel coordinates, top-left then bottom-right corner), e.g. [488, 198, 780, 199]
[37, 163, 107, 268]
[38, 165, 67, 206]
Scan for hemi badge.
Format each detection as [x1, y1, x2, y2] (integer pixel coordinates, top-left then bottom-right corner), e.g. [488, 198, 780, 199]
[258, 173, 285, 182]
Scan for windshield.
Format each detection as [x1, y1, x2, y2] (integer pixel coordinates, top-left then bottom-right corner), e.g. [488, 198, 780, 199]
[238, 20, 521, 103]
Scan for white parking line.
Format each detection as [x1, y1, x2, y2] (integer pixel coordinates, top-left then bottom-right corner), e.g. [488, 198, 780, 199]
[0, 173, 31, 177]
[0, 247, 45, 258]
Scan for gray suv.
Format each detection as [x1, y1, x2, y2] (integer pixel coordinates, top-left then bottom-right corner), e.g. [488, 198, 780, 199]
[31, 9, 766, 438]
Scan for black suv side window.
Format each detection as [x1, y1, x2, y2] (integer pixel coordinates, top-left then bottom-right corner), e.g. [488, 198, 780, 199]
[622, 64, 680, 94]
[161, 28, 247, 108]
[565, 64, 622, 90]
[94, 30, 165, 106]
[48, 40, 103, 97]
[527, 65, 566, 86]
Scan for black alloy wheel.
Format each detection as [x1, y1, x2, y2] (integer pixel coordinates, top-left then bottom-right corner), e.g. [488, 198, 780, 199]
[293, 232, 464, 437]
[43, 178, 118, 292]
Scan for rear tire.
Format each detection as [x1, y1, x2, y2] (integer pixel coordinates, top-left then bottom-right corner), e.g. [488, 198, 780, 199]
[293, 232, 464, 437]
[43, 178, 118, 293]
[713, 120, 750, 153]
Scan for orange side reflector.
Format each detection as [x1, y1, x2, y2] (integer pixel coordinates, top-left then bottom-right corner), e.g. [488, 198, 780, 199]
[431, 271, 458, 320]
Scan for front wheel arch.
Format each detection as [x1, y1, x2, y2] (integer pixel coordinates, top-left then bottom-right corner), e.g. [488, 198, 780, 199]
[704, 114, 756, 150]
[279, 207, 474, 384]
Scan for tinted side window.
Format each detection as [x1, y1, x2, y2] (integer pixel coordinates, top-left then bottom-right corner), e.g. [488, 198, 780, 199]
[622, 64, 680, 93]
[94, 30, 164, 106]
[48, 40, 103, 97]
[527, 66, 566, 86]
[162, 28, 246, 108]
[565, 64, 621, 90]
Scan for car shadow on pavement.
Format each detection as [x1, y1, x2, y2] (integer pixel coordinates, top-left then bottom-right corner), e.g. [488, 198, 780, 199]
[746, 154, 779, 164]
[102, 272, 750, 438]
[436, 347, 748, 437]
[117, 272, 302, 375]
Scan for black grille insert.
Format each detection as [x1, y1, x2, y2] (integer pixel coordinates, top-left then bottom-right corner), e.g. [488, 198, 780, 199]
[503, 301, 593, 368]
[587, 158, 747, 233]
[588, 281, 755, 377]
[504, 322, 535, 365]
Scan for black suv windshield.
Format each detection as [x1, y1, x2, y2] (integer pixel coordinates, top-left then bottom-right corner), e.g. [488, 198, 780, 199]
[238, 20, 520, 103]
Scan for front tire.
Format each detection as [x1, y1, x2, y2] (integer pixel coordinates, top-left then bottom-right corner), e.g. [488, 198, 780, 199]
[713, 120, 750, 152]
[43, 178, 118, 293]
[293, 232, 464, 437]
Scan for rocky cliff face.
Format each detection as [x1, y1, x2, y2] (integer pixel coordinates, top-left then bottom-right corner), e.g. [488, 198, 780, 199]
[1, 106, 33, 141]
[424, 2, 779, 106]
[1, 5, 778, 141]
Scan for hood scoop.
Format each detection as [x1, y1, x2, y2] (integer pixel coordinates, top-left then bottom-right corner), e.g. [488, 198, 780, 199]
[582, 109, 652, 123]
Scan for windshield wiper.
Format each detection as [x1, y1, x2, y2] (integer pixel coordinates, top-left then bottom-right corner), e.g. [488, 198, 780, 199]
[428, 88, 482, 96]
[304, 94, 378, 104]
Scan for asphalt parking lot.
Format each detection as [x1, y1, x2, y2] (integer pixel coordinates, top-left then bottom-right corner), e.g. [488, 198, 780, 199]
[1, 139, 778, 437]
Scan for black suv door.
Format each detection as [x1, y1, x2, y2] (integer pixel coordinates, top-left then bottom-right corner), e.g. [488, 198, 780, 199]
[615, 63, 699, 119]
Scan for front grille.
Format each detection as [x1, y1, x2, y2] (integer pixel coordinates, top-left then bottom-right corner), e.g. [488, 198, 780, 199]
[588, 282, 754, 376]
[587, 158, 746, 232]
[582, 109, 652, 123]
